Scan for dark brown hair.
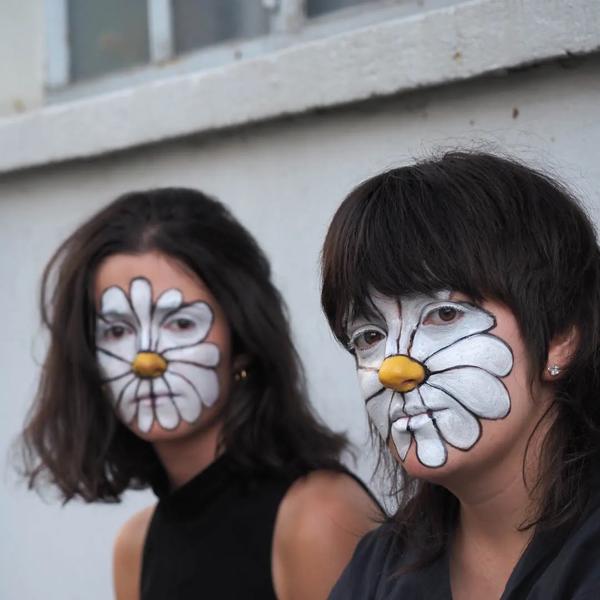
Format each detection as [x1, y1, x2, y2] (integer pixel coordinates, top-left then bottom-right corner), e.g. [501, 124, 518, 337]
[321, 151, 600, 566]
[22, 188, 345, 502]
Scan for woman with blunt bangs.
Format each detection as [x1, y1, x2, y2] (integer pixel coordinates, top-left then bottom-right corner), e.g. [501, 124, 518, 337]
[321, 152, 600, 599]
[21, 188, 381, 600]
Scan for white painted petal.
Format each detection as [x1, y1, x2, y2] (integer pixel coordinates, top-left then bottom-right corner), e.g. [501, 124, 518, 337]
[428, 367, 511, 419]
[425, 333, 513, 377]
[112, 375, 139, 424]
[155, 398, 181, 430]
[137, 379, 151, 398]
[152, 376, 170, 396]
[155, 288, 183, 311]
[99, 286, 131, 316]
[130, 278, 153, 349]
[411, 304, 495, 363]
[412, 417, 447, 467]
[157, 302, 214, 353]
[365, 388, 393, 441]
[355, 341, 387, 371]
[390, 421, 412, 461]
[168, 362, 219, 407]
[97, 349, 132, 382]
[402, 388, 426, 416]
[420, 384, 481, 450]
[96, 322, 137, 367]
[173, 393, 202, 423]
[151, 288, 184, 351]
[366, 293, 401, 360]
[357, 368, 384, 405]
[398, 296, 434, 355]
[137, 404, 154, 433]
[163, 369, 203, 423]
[163, 342, 220, 367]
[108, 372, 136, 403]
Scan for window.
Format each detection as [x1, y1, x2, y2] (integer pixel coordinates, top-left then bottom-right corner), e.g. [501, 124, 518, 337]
[172, 0, 271, 55]
[68, 0, 150, 82]
[306, 0, 374, 18]
[45, 0, 463, 96]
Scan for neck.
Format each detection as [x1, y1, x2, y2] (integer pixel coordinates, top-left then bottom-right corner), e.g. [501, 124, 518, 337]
[153, 419, 223, 490]
[447, 414, 551, 586]
[448, 465, 536, 600]
[453, 467, 533, 546]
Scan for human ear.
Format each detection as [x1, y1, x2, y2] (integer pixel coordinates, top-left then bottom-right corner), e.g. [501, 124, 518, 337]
[543, 326, 579, 381]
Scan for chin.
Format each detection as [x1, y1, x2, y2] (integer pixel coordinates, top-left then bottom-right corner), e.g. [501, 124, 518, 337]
[128, 420, 198, 443]
[394, 444, 474, 485]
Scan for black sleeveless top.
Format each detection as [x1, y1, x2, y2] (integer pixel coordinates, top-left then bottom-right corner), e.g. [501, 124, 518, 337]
[141, 454, 303, 600]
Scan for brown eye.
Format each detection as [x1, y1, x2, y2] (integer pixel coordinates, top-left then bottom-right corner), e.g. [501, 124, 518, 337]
[438, 307, 457, 322]
[166, 317, 196, 332]
[423, 305, 464, 326]
[105, 324, 131, 340]
[353, 329, 385, 351]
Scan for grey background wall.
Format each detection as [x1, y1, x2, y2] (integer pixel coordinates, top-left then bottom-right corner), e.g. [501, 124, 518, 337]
[1, 48, 599, 600]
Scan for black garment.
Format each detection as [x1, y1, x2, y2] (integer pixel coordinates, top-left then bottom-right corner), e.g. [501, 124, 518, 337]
[330, 492, 600, 599]
[141, 454, 300, 600]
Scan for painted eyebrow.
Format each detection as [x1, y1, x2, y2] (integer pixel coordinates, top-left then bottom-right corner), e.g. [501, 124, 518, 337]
[97, 310, 133, 320]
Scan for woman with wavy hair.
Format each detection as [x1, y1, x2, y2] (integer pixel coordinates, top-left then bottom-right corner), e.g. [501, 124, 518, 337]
[22, 188, 380, 599]
[321, 152, 600, 599]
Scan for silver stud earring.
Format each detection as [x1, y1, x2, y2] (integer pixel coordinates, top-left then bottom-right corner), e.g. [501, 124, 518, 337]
[547, 364, 561, 377]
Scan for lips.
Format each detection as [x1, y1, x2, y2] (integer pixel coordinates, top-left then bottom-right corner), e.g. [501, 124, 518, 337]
[392, 409, 447, 432]
[134, 394, 173, 404]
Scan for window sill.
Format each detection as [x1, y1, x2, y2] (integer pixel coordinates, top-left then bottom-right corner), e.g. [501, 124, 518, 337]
[0, 0, 598, 175]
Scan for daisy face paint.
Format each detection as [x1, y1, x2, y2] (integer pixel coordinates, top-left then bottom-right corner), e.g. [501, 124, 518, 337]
[96, 277, 220, 433]
[347, 292, 513, 468]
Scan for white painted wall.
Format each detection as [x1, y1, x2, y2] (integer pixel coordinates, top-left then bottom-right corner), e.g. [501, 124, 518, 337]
[1, 55, 599, 599]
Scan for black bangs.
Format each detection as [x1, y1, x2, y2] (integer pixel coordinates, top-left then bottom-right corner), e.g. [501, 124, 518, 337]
[322, 151, 593, 347]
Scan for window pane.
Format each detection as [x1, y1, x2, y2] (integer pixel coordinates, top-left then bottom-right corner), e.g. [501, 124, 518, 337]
[306, 0, 376, 18]
[172, 0, 270, 55]
[68, 0, 149, 82]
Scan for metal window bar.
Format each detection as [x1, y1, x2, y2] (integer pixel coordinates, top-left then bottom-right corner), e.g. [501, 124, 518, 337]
[268, 0, 306, 34]
[45, 0, 70, 88]
[147, 0, 174, 63]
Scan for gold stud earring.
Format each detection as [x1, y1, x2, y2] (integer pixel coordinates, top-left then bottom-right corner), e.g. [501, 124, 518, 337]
[234, 368, 248, 382]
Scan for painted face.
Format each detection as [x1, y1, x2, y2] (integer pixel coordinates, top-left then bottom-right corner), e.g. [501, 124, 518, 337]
[94, 252, 231, 438]
[347, 292, 513, 468]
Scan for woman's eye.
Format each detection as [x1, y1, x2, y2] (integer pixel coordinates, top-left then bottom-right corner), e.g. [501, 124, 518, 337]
[167, 317, 195, 332]
[105, 324, 130, 340]
[424, 306, 463, 325]
[352, 330, 385, 351]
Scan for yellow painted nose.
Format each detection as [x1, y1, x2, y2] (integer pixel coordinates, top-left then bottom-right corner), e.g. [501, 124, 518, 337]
[132, 352, 167, 378]
[378, 355, 426, 393]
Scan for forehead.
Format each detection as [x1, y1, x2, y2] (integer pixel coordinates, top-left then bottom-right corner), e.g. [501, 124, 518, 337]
[94, 251, 211, 305]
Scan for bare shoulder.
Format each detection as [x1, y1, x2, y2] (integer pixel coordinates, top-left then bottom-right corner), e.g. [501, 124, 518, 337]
[280, 469, 380, 532]
[272, 470, 382, 600]
[113, 504, 156, 600]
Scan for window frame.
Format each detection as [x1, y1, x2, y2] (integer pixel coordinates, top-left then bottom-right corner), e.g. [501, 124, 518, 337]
[5, 0, 596, 174]
[45, 0, 461, 101]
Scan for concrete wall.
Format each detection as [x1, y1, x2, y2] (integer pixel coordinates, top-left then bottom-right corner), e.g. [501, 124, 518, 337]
[1, 55, 599, 599]
[0, 0, 44, 116]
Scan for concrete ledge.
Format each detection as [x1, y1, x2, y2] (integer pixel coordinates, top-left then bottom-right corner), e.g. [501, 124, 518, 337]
[0, 0, 598, 174]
